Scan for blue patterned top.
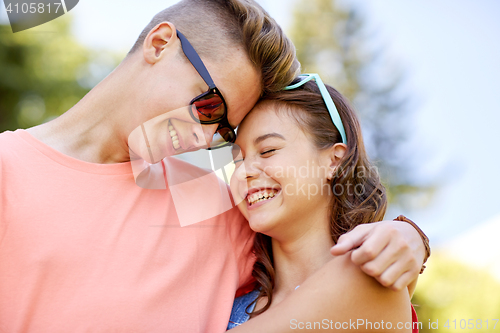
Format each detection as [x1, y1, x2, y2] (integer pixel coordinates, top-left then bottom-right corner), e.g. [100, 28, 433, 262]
[226, 289, 260, 330]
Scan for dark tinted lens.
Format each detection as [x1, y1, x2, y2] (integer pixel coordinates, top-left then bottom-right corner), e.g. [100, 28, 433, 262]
[207, 127, 235, 149]
[192, 93, 225, 122]
[217, 127, 236, 143]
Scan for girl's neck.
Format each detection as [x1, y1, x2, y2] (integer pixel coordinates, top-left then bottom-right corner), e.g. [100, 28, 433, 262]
[270, 213, 335, 305]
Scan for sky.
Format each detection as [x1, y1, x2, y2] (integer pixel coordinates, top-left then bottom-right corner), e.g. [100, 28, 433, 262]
[1, 0, 499, 246]
[348, 0, 500, 245]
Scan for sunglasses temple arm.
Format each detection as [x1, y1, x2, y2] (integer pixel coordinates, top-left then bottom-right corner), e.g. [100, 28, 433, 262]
[283, 74, 316, 90]
[176, 30, 216, 89]
[314, 75, 348, 144]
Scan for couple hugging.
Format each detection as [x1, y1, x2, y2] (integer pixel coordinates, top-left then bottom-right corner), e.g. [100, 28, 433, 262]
[0, 0, 429, 332]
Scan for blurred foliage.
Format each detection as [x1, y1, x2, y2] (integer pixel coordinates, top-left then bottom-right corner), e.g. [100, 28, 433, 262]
[413, 253, 500, 332]
[0, 16, 120, 132]
[289, 0, 433, 207]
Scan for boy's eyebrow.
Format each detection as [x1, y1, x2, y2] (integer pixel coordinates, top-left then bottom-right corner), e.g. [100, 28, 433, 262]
[254, 133, 285, 145]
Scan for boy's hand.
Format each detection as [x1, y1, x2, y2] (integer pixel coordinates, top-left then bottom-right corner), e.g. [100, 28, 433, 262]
[330, 220, 426, 291]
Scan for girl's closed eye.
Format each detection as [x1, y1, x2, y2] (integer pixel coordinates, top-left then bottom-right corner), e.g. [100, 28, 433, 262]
[260, 148, 277, 156]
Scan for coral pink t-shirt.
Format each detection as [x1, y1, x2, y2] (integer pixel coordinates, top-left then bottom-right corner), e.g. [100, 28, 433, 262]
[0, 130, 255, 332]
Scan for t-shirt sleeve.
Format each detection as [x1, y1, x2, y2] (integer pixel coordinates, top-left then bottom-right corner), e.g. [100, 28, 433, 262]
[0, 152, 3, 243]
[0, 134, 7, 243]
[225, 205, 256, 292]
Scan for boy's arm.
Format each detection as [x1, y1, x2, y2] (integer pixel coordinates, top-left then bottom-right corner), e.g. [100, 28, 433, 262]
[331, 216, 430, 291]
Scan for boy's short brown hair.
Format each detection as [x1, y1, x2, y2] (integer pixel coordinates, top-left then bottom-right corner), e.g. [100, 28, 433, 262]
[129, 0, 300, 94]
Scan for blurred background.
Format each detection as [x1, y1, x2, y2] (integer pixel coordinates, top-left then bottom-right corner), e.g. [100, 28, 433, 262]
[1, 0, 499, 330]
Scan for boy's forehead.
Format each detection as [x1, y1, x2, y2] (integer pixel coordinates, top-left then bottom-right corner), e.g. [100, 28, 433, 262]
[207, 52, 262, 128]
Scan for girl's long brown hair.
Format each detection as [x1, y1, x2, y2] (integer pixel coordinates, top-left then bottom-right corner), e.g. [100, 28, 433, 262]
[249, 79, 387, 317]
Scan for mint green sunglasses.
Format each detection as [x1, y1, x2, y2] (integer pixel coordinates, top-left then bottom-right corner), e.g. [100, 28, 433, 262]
[283, 74, 347, 144]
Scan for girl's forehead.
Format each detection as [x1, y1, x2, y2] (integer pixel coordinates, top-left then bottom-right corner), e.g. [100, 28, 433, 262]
[236, 105, 302, 146]
[237, 106, 279, 135]
[241, 101, 288, 128]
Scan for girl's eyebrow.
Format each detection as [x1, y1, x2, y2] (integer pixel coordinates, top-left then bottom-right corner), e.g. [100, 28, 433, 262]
[254, 133, 285, 145]
[231, 132, 285, 155]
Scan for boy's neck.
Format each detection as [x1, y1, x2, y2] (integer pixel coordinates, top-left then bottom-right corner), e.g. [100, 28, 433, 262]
[26, 57, 142, 164]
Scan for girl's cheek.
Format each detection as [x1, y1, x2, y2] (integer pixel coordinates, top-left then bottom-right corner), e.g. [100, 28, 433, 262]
[262, 165, 281, 180]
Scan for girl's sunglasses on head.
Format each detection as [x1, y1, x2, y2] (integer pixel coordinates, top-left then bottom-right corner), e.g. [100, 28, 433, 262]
[284, 73, 347, 144]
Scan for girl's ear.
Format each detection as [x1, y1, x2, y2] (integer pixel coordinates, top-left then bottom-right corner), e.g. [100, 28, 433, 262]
[326, 143, 347, 180]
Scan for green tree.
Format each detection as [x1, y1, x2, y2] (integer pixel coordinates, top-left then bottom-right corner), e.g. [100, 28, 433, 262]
[289, 0, 431, 206]
[0, 16, 118, 132]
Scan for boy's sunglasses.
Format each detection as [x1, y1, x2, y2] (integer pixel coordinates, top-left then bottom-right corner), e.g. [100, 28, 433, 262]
[284, 74, 347, 144]
[176, 30, 236, 148]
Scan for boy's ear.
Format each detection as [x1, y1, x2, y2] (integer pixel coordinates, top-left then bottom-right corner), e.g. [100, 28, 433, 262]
[326, 143, 347, 180]
[143, 22, 178, 64]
